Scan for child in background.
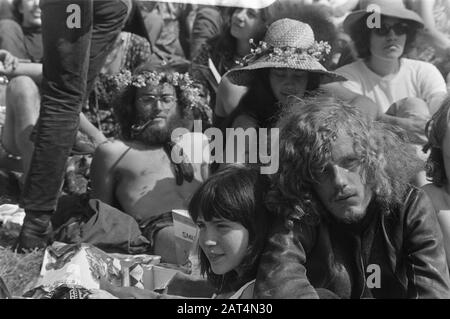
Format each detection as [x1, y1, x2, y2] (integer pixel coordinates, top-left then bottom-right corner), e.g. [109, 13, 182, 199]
[422, 96, 450, 267]
[89, 164, 272, 299]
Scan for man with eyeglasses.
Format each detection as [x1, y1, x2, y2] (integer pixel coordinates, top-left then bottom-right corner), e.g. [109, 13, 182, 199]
[335, 0, 447, 148]
[89, 60, 211, 264]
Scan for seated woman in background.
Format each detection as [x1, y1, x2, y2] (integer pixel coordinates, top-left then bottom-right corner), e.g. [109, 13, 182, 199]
[221, 18, 379, 164]
[422, 96, 450, 267]
[213, 2, 345, 128]
[191, 6, 269, 127]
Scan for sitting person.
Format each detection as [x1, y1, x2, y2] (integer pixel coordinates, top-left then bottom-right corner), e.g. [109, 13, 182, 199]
[0, 0, 107, 184]
[88, 164, 272, 299]
[191, 6, 269, 127]
[334, 0, 449, 186]
[335, 0, 448, 144]
[422, 96, 450, 266]
[90, 61, 211, 264]
[0, 0, 42, 63]
[255, 97, 450, 298]
[221, 18, 379, 165]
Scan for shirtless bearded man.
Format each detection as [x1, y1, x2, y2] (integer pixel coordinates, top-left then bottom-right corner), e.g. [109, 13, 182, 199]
[90, 61, 211, 263]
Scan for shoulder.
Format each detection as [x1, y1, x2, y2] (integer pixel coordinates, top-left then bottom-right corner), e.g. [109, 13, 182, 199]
[94, 139, 128, 160]
[422, 183, 441, 197]
[0, 19, 23, 35]
[401, 58, 441, 73]
[229, 280, 255, 299]
[335, 60, 365, 76]
[398, 187, 437, 224]
[422, 183, 448, 211]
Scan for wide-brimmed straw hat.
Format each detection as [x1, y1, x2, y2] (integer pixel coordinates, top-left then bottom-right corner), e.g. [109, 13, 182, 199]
[225, 18, 345, 86]
[343, 0, 424, 35]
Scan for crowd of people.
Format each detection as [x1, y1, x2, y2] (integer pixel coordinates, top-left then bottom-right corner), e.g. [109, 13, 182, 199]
[1, 0, 450, 299]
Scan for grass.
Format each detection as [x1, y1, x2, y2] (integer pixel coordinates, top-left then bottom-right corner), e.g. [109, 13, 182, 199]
[0, 242, 44, 297]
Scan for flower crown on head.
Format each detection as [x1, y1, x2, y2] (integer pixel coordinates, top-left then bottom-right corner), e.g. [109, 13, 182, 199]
[237, 38, 332, 67]
[109, 69, 212, 125]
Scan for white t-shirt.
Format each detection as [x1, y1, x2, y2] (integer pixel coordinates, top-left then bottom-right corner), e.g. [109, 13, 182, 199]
[335, 58, 447, 113]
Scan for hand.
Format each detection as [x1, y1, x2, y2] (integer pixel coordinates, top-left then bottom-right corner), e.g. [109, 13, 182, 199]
[87, 289, 119, 299]
[0, 50, 19, 75]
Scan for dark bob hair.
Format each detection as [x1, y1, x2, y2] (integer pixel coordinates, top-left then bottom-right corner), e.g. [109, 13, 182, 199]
[188, 164, 271, 293]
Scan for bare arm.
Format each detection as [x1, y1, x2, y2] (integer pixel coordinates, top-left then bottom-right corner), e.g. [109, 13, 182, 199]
[215, 76, 248, 117]
[0, 50, 42, 83]
[78, 112, 107, 147]
[90, 141, 120, 206]
[8, 62, 42, 84]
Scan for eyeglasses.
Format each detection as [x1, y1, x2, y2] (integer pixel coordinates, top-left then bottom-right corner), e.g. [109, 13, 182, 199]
[137, 94, 177, 106]
[372, 23, 410, 36]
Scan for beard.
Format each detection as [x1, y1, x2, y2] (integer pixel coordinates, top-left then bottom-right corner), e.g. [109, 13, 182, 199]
[134, 112, 193, 146]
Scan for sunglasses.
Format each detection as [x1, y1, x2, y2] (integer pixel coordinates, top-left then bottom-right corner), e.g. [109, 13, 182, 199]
[372, 23, 410, 36]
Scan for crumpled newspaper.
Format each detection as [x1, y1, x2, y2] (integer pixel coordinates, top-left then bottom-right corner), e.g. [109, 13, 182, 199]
[23, 242, 162, 298]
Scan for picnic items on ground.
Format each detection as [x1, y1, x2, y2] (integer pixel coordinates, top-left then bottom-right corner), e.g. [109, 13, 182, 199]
[20, 242, 182, 298]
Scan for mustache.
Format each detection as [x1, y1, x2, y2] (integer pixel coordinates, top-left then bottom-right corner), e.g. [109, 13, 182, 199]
[332, 190, 357, 201]
[130, 109, 161, 135]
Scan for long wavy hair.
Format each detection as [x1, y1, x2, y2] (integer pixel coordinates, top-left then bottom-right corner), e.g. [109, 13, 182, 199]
[188, 164, 271, 293]
[424, 96, 450, 187]
[267, 97, 423, 225]
[207, 7, 270, 74]
[113, 61, 210, 141]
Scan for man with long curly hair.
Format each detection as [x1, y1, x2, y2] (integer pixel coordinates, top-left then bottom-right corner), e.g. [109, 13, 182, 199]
[255, 97, 450, 298]
[90, 61, 211, 264]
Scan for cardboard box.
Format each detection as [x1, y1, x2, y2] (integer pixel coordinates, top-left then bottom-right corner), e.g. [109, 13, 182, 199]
[143, 265, 179, 291]
[172, 209, 198, 265]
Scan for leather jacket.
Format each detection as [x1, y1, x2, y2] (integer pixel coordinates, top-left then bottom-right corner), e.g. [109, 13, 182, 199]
[255, 187, 450, 299]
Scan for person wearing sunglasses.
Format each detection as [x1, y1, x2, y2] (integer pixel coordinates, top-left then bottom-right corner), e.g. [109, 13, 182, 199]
[332, 0, 449, 187]
[335, 0, 447, 154]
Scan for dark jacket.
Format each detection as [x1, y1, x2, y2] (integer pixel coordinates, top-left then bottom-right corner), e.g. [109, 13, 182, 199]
[255, 187, 450, 299]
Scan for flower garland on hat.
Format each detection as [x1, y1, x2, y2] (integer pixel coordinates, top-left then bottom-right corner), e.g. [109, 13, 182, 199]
[238, 38, 332, 67]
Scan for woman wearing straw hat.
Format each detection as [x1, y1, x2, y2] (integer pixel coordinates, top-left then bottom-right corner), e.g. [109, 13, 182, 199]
[221, 18, 380, 163]
[191, 6, 270, 126]
[335, 0, 448, 146]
